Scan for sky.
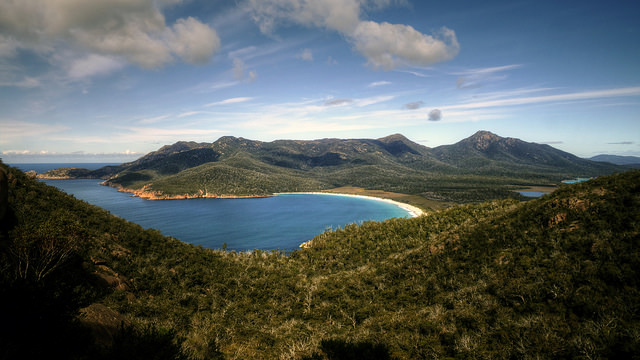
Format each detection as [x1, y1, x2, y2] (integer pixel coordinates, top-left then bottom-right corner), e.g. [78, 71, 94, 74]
[1, 0, 639, 163]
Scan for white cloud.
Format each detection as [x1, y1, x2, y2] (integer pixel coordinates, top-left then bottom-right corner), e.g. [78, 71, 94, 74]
[455, 64, 522, 89]
[445, 87, 640, 110]
[177, 111, 209, 118]
[118, 125, 227, 144]
[167, 17, 220, 65]
[205, 97, 254, 107]
[355, 95, 395, 107]
[351, 22, 459, 70]
[298, 48, 314, 61]
[231, 58, 257, 82]
[67, 54, 124, 80]
[137, 114, 172, 125]
[0, 120, 68, 143]
[0, 0, 220, 68]
[368, 81, 391, 87]
[0, 76, 41, 88]
[247, 0, 459, 70]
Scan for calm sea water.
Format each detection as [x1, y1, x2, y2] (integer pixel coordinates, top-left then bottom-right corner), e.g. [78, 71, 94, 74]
[11, 163, 411, 251]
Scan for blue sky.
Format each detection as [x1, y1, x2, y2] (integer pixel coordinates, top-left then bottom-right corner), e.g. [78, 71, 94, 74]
[1, 0, 639, 163]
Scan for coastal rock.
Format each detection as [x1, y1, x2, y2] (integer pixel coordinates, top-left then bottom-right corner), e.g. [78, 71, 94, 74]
[107, 183, 275, 200]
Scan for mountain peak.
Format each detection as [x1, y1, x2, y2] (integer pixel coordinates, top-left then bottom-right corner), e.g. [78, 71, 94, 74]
[457, 130, 511, 151]
[377, 133, 410, 143]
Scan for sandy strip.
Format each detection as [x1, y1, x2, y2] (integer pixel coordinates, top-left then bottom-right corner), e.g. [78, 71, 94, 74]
[276, 192, 425, 218]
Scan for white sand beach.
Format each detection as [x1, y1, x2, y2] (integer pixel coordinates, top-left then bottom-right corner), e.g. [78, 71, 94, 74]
[276, 192, 425, 218]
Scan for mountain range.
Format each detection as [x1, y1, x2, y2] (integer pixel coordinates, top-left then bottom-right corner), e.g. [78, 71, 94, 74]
[588, 154, 640, 168]
[41, 130, 627, 203]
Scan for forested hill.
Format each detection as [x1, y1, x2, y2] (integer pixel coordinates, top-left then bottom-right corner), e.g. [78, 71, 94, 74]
[2, 162, 639, 359]
[39, 131, 626, 202]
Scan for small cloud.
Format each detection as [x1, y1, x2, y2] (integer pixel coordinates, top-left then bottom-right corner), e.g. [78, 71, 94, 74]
[356, 95, 394, 107]
[428, 109, 442, 121]
[456, 64, 522, 89]
[325, 98, 353, 106]
[608, 141, 634, 145]
[404, 101, 424, 110]
[67, 54, 124, 80]
[298, 48, 313, 61]
[368, 81, 391, 87]
[247, 70, 257, 83]
[138, 114, 172, 125]
[232, 58, 257, 82]
[14, 76, 41, 88]
[178, 111, 207, 118]
[326, 56, 338, 65]
[456, 76, 481, 90]
[205, 97, 253, 107]
[232, 58, 245, 80]
[541, 141, 564, 145]
[397, 69, 429, 78]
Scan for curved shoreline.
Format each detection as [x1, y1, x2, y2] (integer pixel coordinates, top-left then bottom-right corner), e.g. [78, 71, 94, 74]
[276, 192, 425, 218]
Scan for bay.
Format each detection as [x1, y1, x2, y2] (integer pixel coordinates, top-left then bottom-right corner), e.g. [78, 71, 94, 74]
[12, 163, 412, 251]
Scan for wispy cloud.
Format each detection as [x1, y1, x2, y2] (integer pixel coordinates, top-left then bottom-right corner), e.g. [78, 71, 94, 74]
[368, 81, 391, 87]
[608, 141, 634, 145]
[455, 64, 523, 89]
[0, 120, 68, 142]
[205, 97, 254, 107]
[178, 111, 210, 118]
[137, 114, 172, 125]
[324, 98, 353, 106]
[355, 95, 395, 107]
[298, 48, 313, 61]
[444, 87, 640, 110]
[403, 101, 424, 110]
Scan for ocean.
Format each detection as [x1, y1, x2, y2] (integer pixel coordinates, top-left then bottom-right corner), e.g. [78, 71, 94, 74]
[11, 163, 412, 251]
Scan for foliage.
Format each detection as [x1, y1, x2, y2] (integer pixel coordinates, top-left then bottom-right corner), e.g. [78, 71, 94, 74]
[2, 161, 639, 359]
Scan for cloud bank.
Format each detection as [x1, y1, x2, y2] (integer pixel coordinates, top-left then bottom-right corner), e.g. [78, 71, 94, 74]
[247, 0, 459, 69]
[0, 0, 220, 69]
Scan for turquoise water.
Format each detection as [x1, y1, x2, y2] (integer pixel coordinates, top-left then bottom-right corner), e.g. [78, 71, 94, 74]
[12, 163, 411, 251]
[514, 190, 547, 198]
[562, 178, 591, 184]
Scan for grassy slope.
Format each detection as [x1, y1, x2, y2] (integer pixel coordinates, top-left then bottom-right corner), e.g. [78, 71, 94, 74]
[2, 163, 638, 359]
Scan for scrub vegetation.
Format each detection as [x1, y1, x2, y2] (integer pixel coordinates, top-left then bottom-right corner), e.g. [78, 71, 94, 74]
[2, 161, 639, 359]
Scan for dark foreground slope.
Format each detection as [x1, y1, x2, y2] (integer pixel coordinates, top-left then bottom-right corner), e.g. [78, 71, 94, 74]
[39, 131, 625, 203]
[2, 162, 639, 359]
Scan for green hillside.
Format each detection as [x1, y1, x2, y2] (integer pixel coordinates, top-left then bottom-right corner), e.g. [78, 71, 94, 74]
[2, 162, 639, 359]
[39, 131, 626, 203]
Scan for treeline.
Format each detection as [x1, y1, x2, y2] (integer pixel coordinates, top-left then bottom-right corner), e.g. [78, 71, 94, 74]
[1, 162, 639, 359]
